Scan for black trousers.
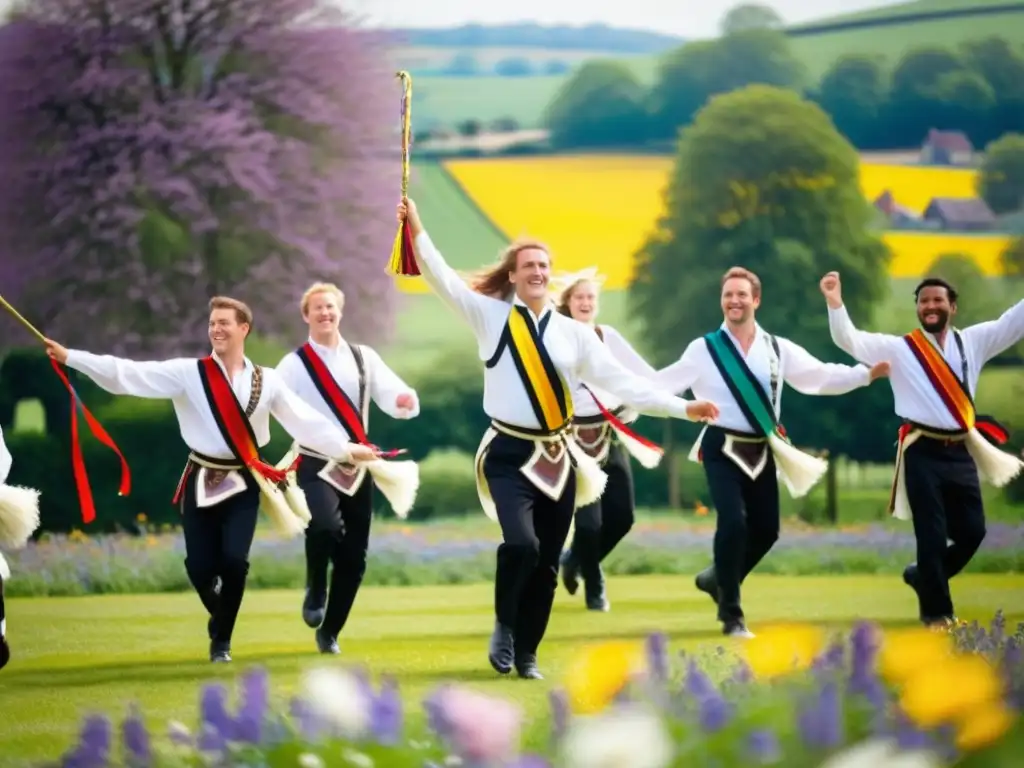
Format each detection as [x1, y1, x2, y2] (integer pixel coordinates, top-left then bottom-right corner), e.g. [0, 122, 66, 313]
[701, 427, 780, 623]
[0, 573, 5, 632]
[571, 440, 634, 584]
[180, 466, 260, 647]
[904, 436, 987, 620]
[485, 432, 576, 658]
[298, 455, 374, 637]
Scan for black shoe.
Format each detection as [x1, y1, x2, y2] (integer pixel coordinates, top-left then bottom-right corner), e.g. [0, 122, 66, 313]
[695, 568, 719, 606]
[0, 636, 9, 671]
[559, 549, 579, 596]
[903, 563, 919, 592]
[515, 654, 543, 680]
[209, 641, 232, 663]
[723, 619, 754, 638]
[315, 627, 340, 655]
[302, 586, 326, 629]
[585, 571, 610, 612]
[488, 622, 515, 675]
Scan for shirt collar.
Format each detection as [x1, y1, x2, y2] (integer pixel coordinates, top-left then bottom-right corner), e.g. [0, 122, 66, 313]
[307, 334, 344, 354]
[512, 293, 553, 324]
[719, 321, 765, 347]
[210, 351, 252, 375]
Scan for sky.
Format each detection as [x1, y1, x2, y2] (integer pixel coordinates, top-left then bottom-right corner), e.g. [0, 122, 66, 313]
[340, 0, 904, 38]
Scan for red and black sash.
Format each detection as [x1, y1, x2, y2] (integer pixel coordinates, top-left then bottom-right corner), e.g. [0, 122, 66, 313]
[295, 342, 403, 457]
[196, 357, 294, 482]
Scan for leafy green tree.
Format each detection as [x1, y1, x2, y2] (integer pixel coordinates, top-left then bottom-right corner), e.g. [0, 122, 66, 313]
[630, 85, 894, 460]
[815, 55, 888, 149]
[922, 253, 990, 330]
[720, 3, 784, 35]
[544, 60, 649, 148]
[960, 37, 1024, 139]
[978, 133, 1024, 214]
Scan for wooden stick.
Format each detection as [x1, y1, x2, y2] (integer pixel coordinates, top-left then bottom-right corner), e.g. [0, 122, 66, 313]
[0, 293, 47, 344]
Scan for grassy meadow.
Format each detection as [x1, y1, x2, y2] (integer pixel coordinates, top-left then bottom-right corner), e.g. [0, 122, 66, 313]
[3, 574, 1024, 763]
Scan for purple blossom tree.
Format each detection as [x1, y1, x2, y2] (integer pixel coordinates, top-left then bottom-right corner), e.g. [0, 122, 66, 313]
[0, 0, 402, 357]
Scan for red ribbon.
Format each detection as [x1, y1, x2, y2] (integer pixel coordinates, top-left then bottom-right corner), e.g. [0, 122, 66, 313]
[582, 386, 663, 454]
[50, 358, 131, 524]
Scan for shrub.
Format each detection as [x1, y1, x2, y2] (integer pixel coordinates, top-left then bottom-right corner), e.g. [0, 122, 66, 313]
[403, 449, 479, 521]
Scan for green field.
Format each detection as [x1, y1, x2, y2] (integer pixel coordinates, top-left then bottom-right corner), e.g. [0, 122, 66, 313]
[3, 574, 1023, 763]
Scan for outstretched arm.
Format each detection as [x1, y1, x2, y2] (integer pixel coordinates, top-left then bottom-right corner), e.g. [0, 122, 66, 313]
[575, 328, 715, 422]
[364, 347, 419, 420]
[653, 340, 702, 395]
[267, 370, 354, 461]
[820, 272, 899, 365]
[57, 344, 187, 399]
[0, 424, 11, 484]
[962, 299, 1024, 365]
[780, 338, 876, 395]
[601, 326, 659, 380]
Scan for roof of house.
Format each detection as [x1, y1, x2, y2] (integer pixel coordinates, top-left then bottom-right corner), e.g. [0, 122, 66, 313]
[923, 129, 974, 152]
[923, 197, 995, 224]
[873, 190, 920, 218]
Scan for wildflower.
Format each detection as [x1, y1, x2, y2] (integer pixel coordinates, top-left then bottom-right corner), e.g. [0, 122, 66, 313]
[739, 623, 826, 679]
[548, 690, 569, 746]
[798, 681, 843, 750]
[166, 720, 191, 747]
[954, 700, 1016, 751]
[235, 667, 269, 744]
[427, 686, 521, 763]
[563, 640, 645, 714]
[298, 753, 325, 768]
[645, 632, 669, 683]
[747, 728, 781, 763]
[63, 714, 112, 767]
[899, 654, 1004, 728]
[697, 691, 733, 732]
[200, 683, 236, 738]
[560, 704, 672, 768]
[369, 675, 403, 745]
[878, 628, 954, 684]
[816, 738, 944, 768]
[300, 666, 372, 740]
[120, 705, 151, 765]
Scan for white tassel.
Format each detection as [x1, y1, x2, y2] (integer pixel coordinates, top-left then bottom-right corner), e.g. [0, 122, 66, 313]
[966, 430, 1024, 487]
[367, 459, 419, 520]
[768, 434, 828, 499]
[0, 483, 41, 549]
[255, 474, 307, 539]
[283, 481, 312, 524]
[567, 441, 608, 508]
[0, 551, 9, 580]
[615, 428, 663, 469]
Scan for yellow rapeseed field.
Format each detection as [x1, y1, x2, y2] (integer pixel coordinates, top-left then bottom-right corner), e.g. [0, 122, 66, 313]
[442, 155, 1011, 287]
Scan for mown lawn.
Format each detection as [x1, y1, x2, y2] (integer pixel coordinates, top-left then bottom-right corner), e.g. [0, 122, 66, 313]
[3, 574, 1024, 764]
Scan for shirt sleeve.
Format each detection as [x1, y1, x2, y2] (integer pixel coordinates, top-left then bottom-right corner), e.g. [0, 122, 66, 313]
[653, 340, 702, 395]
[64, 350, 188, 399]
[575, 325, 696, 421]
[961, 299, 1024, 365]
[364, 346, 419, 419]
[266, 369, 353, 460]
[0, 424, 12, 484]
[601, 326, 659, 379]
[413, 231, 503, 338]
[274, 352, 302, 391]
[827, 304, 901, 366]
[779, 337, 872, 395]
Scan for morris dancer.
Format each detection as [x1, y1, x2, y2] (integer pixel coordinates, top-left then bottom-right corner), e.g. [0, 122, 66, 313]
[657, 267, 888, 638]
[45, 297, 378, 662]
[276, 282, 420, 654]
[551, 268, 662, 612]
[0, 423, 42, 671]
[822, 272, 1023, 628]
[398, 198, 719, 679]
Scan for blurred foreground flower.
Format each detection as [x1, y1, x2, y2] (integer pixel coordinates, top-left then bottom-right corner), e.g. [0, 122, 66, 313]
[563, 640, 646, 714]
[425, 685, 523, 763]
[740, 623, 827, 679]
[300, 666, 372, 739]
[560, 703, 672, 768]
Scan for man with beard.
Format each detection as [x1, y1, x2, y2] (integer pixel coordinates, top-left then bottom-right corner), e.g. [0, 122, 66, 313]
[657, 267, 889, 638]
[821, 273, 1023, 628]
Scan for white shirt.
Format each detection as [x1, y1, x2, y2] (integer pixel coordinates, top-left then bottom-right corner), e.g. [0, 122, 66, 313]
[656, 323, 873, 434]
[0, 423, 11, 484]
[64, 349, 355, 462]
[827, 301, 1024, 430]
[572, 324, 659, 419]
[275, 336, 419, 436]
[413, 231, 696, 429]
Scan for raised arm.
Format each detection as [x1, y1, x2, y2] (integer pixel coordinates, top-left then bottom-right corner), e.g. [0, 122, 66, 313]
[0, 424, 11, 484]
[779, 337, 875, 396]
[962, 299, 1024, 365]
[820, 272, 899, 366]
[652, 340, 702, 395]
[575, 327, 714, 422]
[60, 347, 187, 399]
[266, 370, 353, 461]
[364, 347, 419, 420]
[601, 325, 659, 379]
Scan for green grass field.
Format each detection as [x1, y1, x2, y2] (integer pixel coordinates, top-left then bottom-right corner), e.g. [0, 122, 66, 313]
[3, 574, 1024, 763]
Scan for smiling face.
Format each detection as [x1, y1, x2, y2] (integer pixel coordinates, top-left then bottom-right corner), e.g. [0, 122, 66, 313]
[509, 247, 551, 303]
[567, 280, 599, 323]
[303, 291, 342, 335]
[916, 284, 956, 333]
[721, 276, 760, 325]
[208, 308, 249, 357]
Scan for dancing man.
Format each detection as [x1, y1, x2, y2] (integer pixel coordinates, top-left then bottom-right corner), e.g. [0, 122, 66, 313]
[276, 282, 420, 654]
[822, 272, 1023, 627]
[45, 296, 378, 662]
[398, 198, 719, 679]
[657, 267, 889, 637]
[551, 268, 662, 612]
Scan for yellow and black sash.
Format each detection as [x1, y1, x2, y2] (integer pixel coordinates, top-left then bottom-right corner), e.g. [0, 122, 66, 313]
[486, 305, 574, 432]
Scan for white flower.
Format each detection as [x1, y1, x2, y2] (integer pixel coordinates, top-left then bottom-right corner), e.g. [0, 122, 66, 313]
[560, 704, 672, 768]
[342, 748, 373, 767]
[300, 667, 372, 739]
[817, 739, 944, 768]
[298, 753, 325, 768]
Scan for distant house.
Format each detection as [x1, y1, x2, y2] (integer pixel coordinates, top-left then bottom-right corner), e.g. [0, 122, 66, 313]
[873, 190, 921, 225]
[923, 197, 996, 231]
[920, 129, 974, 166]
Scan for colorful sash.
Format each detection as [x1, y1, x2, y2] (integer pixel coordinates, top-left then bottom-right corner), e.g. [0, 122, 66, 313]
[294, 342, 403, 458]
[703, 329, 785, 440]
[196, 357, 292, 486]
[488, 306, 574, 432]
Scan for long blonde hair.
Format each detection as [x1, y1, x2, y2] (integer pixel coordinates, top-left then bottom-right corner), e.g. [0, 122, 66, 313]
[464, 240, 551, 300]
[550, 267, 606, 318]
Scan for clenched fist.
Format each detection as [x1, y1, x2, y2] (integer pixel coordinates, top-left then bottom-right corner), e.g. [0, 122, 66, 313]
[686, 400, 720, 423]
[820, 272, 843, 309]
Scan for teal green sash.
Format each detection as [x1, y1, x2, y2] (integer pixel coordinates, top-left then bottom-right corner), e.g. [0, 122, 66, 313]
[703, 330, 783, 439]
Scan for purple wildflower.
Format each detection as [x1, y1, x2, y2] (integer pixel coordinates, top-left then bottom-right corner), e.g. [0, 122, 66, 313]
[289, 697, 324, 742]
[731, 659, 753, 685]
[698, 692, 734, 732]
[370, 675, 403, 745]
[684, 658, 717, 699]
[200, 683, 235, 739]
[509, 757, 552, 767]
[646, 632, 670, 682]
[62, 714, 112, 768]
[197, 723, 226, 754]
[797, 681, 843, 750]
[748, 728, 781, 763]
[548, 690, 569, 746]
[423, 685, 453, 740]
[121, 705, 151, 766]
[235, 667, 269, 744]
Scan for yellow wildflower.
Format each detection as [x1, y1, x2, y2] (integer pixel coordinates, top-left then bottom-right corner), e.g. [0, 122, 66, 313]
[955, 700, 1017, 751]
[877, 627, 954, 683]
[899, 654, 1004, 729]
[739, 624, 826, 679]
[563, 640, 645, 715]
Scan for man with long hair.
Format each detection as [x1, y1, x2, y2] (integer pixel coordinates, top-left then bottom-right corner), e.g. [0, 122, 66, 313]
[397, 198, 719, 679]
[657, 267, 889, 638]
[45, 297, 378, 662]
[822, 272, 1022, 627]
